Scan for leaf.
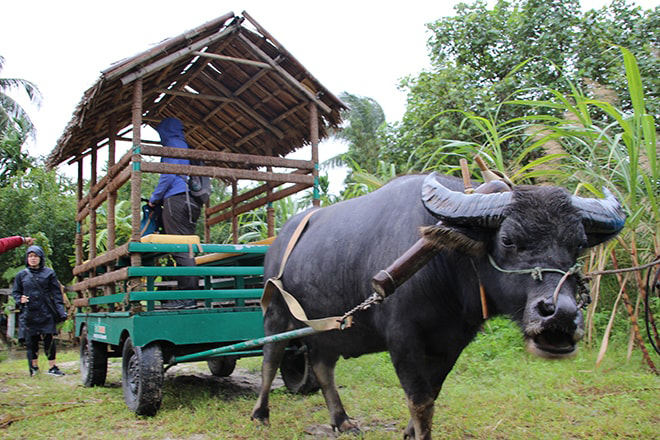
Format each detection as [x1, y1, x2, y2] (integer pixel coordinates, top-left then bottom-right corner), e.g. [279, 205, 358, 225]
[595, 274, 627, 369]
[620, 46, 645, 117]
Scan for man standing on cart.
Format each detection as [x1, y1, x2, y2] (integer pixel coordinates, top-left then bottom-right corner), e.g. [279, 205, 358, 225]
[148, 117, 200, 309]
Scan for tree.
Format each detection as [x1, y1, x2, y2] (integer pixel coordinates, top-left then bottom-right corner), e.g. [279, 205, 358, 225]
[327, 92, 388, 176]
[389, 0, 659, 170]
[0, 56, 42, 184]
[0, 55, 42, 139]
[0, 117, 34, 185]
[0, 166, 76, 287]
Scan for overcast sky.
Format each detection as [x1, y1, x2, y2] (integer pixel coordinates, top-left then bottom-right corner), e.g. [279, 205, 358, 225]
[1, 0, 657, 175]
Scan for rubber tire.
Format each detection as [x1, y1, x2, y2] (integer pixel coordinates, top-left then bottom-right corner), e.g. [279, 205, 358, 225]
[207, 356, 237, 377]
[280, 341, 320, 395]
[121, 337, 164, 416]
[80, 325, 108, 387]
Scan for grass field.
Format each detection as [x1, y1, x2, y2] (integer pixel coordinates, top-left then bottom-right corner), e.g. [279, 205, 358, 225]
[0, 318, 658, 439]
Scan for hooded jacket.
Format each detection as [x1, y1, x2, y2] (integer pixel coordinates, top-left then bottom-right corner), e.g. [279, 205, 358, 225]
[12, 245, 66, 337]
[149, 117, 191, 204]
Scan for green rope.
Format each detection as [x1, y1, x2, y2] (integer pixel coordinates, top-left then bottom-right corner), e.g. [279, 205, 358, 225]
[487, 254, 581, 281]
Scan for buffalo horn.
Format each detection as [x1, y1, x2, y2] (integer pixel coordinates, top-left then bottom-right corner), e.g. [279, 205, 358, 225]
[421, 172, 513, 228]
[571, 188, 626, 234]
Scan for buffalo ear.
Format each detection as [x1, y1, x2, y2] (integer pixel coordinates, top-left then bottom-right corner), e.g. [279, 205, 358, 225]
[420, 224, 486, 256]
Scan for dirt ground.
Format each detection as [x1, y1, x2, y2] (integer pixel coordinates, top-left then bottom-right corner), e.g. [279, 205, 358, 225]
[2, 345, 344, 437]
[5, 344, 283, 395]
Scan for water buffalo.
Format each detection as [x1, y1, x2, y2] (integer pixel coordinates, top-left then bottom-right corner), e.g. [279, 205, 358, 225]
[251, 172, 625, 439]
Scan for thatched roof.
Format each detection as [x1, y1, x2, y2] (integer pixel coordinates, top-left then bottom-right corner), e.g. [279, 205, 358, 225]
[46, 11, 346, 169]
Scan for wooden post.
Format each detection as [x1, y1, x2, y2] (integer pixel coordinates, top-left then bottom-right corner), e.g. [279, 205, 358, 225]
[232, 180, 238, 243]
[89, 147, 98, 263]
[310, 102, 320, 207]
[106, 115, 117, 299]
[267, 178, 275, 238]
[266, 146, 275, 237]
[75, 160, 84, 268]
[129, 80, 143, 290]
[107, 114, 117, 253]
[203, 202, 210, 243]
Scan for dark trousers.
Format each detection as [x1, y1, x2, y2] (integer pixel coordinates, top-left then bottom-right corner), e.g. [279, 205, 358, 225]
[27, 332, 56, 363]
[162, 193, 201, 290]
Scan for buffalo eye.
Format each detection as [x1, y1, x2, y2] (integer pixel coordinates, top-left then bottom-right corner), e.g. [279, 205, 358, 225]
[501, 235, 516, 250]
[575, 237, 589, 255]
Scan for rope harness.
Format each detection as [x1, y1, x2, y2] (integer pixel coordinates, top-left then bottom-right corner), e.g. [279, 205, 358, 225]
[487, 254, 591, 309]
[261, 209, 357, 331]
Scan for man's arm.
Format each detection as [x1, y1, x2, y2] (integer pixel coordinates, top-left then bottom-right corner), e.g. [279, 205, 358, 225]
[0, 236, 33, 254]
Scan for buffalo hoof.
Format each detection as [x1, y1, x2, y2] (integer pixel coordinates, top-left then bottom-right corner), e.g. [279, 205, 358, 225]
[250, 408, 270, 425]
[403, 420, 414, 439]
[335, 419, 361, 435]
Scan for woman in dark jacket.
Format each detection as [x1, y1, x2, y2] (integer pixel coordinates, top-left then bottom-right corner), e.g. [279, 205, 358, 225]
[12, 245, 67, 376]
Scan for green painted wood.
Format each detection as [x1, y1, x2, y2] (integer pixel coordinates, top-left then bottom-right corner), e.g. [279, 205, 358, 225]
[75, 308, 265, 347]
[172, 326, 318, 363]
[83, 289, 262, 305]
[127, 266, 263, 277]
[128, 242, 269, 254]
[129, 289, 262, 301]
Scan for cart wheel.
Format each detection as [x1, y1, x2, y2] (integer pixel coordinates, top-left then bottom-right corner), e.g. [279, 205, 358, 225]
[207, 356, 237, 377]
[80, 325, 108, 387]
[121, 337, 163, 416]
[280, 340, 320, 395]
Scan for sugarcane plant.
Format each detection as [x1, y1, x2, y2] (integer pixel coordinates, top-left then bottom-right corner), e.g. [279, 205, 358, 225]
[503, 48, 659, 373]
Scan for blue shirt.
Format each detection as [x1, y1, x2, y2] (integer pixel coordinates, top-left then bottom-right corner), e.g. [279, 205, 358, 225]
[149, 117, 190, 203]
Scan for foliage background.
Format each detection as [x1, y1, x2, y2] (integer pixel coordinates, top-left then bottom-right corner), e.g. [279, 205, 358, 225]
[0, 0, 658, 367]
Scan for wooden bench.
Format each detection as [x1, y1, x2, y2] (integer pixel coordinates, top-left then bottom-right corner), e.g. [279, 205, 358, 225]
[195, 237, 275, 265]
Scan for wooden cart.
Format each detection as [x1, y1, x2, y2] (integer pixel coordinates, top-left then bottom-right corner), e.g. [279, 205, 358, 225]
[46, 11, 346, 415]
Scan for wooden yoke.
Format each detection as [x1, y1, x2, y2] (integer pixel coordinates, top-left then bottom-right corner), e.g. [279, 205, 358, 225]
[371, 158, 512, 299]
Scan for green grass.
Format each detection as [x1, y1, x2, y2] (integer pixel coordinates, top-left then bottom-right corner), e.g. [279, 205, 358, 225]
[0, 320, 658, 439]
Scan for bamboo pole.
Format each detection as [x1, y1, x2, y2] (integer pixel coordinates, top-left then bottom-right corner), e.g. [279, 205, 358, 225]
[232, 181, 238, 243]
[89, 147, 98, 264]
[76, 149, 132, 212]
[106, 115, 117, 297]
[236, 22, 333, 115]
[69, 267, 129, 293]
[72, 243, 130, 276]
[191, 50, 273, 69]
[266, 146, 275, 237]
[119, 22, 238, 85]
[130, 80, 143, 276]
[207, 183, 310, 226]
[140, 145, 313, 170]
[206, 170, 310, 216]
[107, 115, 117, 254]
[76, 167, 131, 222]
[140, 161, 313, 185]
[310, 102, 320, 207]
[103, 12, 235, 80]
[75, 160, 84, 268]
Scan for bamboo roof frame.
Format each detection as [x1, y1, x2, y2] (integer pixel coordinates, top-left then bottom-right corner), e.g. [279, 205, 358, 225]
[46, 11, 347, 295]
[47, 11, 346, 168]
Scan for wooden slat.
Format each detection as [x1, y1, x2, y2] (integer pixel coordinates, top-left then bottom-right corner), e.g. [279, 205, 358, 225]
[207, 182, 310, 226]
[72, 243, 130, 276]
[69, 267, 129, 292]
[192, 50, 272, 70]
[236, 32, 332, 114]
[140, 144, 313, 170]
[140, 161, 314, 185]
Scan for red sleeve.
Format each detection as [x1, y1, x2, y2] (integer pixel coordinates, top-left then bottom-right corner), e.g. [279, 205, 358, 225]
[0, 236, 24, 254]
